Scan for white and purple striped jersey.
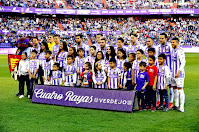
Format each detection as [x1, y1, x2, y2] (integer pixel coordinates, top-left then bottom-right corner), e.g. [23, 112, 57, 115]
[49, 70, 62, 86]
[93, 43, 101, 52]
[93, 59, 106, 71]
[74, 43, 90, 57]
[158, 43, 173, 72]
[171, 47, 186, 78]
[42, 59, 54, 80]
[52, 44, 60, 58]
[157, 65, 170, 90]
[62, 63, 77, 85]
[121, 69, 132, 87]
[115, 46, 128, 55]
[55, 51, 68, 68]
[128, 44, 144, 54]
[116, 59, 128, 72]
[28, 59, 39, 79]
[75, 56, 85, 79]
[30, 45, 41, 58]
[108, 67, 121, 89]
[85, 56, 95, 66]
[93, 70, 107, 89]
[143, 45, 158, 59]
[100, 48, 107, 57]
[132, 58, 146, 83]
[38, 52, 46, 66]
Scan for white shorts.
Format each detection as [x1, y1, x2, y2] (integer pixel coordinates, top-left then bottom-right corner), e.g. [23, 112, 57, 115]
[171, 78, 184, 88]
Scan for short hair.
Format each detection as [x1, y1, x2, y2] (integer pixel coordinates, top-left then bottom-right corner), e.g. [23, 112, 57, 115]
[54, 34, 60, 38]
[101, 38, 106, 42]
[118, 37, 124, 43]
[85, 62, 92, 69]
[90, 45, 96, 50]
[172, 37, 179, 42]
[32, 37, 38, 40]
[76, 34, 83, 38]
[96, 33, 103, 36]
[147, 37, 154, 41]
[31, 49, 38, 54]
[158, 53, 166, 59]
[160, 33, 167, 38]
[130, 33, 138, 37]
[22, 52, 27, 57]
[109, 58, 116, 63]
[123, 62, 132, 69]
[148, 48, 155, 53]
[53, 63, 60, 67]
[128, 52, 136, 58]
[48, 34, 53, 37]
[67, 55, 74, 60]
[45, 50, 52, 55]
[137, 49, 144, 54]
[149, 55, 156, 61]
[77, 48, 85, 53]
[139, 61, 147, 67]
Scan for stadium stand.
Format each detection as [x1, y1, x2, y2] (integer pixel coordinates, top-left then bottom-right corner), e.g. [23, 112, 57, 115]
[0, 0, 198, 9]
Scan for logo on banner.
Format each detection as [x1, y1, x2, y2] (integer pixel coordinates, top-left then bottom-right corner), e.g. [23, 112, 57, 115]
[12, 7, 20, 12]
[24, 8, 33, 13]
[0, 7, 4, 11]
[173, 9, 194, 14]
[8, 54, 21, 80]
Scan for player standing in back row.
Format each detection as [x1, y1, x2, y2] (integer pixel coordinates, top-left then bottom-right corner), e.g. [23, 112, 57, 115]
[158, 33, 173, 109]
[171, 37, 186, 112]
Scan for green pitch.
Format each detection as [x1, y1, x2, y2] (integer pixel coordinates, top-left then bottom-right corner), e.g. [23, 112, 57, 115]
[0, 54, 198, 132]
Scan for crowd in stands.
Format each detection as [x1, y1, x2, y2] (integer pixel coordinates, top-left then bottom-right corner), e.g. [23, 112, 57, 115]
[0, 0, 198, 9]
[0, 15, 198, 47]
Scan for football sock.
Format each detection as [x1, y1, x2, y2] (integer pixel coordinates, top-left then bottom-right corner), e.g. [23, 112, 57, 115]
[179, 89, 185, 110]
[174, 89, 179, 107]
[170, 88, 174, 103]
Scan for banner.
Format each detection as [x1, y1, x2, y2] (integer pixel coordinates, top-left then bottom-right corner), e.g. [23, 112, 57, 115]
[32, 85, 136, 112]
[8, 54, 21, 72]
[8, 54, 21, 80]
[0, 30, 122, 36]
[0, 6, 199, 15]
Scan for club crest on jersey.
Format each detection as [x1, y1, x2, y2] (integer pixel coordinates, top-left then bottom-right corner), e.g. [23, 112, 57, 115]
[140, 74, 145, 78]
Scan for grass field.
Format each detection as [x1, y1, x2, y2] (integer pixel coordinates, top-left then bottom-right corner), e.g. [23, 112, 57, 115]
[0, 54, 199, 132]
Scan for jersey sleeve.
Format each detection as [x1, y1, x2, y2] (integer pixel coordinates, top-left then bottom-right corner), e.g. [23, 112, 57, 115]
[102, 71, 107, 83]
[178, 49, 186, 71]
[154, 66, 158, 76]
[18, 61, 22, 76]
[107, 68, 110, 76]
[62, 69, 65, 81]
[92, 72, 97, 84]
[146, 72, 149, 82]
[50, 60, 54, 70]
[27, 61, 30, 70]
[165, 66, 170, 85]
[74, 58, 77, 69]
[72, 66, 77, 83]
[36, 60, 39, 69]
[132, 61, 136, 69]
[123, 72, 127, 86]
[52, 45, 55, 57]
